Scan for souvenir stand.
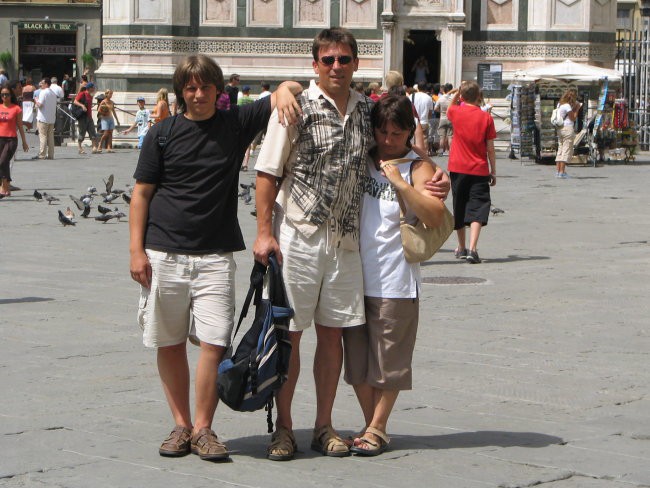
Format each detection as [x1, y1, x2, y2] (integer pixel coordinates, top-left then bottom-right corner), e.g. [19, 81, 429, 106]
[510, 60, 630, 165]
[591, 80, 637, 162]
[509, 79, 588, 164]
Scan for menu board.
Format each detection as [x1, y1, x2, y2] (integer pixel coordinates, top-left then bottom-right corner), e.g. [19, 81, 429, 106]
[478, 64, 503, 92]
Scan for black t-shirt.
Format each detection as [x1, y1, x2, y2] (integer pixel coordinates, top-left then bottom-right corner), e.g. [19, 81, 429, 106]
[133, 96, 272, 254]
[225, 85, 239, 106]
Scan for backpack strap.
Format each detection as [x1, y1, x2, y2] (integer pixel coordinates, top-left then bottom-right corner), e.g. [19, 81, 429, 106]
[231, 260, 266, 340]
[157, 114, 178, 150]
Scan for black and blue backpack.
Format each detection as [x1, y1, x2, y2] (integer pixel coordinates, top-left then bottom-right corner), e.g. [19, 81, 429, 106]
[217, 253, 293, 432]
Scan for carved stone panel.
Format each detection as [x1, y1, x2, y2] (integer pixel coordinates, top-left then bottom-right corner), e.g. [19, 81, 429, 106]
[247, 0, 284, 27]
[294, 0, 329, 28]
[341, 0, 377, 29]
[552, 0, 584, 29]
[202, 0, 237, 26]
[104, 0, 130, 24]
[488, 0, 512, 25]
[135, 0, 167, 23]
[591, 0, 615, 32]
[482, 0, 518, 30]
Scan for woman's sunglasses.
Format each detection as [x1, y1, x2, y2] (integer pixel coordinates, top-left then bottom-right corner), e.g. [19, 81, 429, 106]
[319, 55, 353, 66]
[1, 93, 11, 97]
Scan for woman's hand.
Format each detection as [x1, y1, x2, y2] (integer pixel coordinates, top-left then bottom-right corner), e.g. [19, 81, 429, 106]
[22, 141, 29, 152]
[380, 161, 408, 191]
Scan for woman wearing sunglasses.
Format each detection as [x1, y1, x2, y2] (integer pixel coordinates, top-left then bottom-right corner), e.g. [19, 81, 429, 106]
[0, 84, 29, 197]
[342, 95, 446, 455]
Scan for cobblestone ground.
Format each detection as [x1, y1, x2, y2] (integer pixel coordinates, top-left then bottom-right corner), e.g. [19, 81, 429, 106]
[1, 133, 649, 487]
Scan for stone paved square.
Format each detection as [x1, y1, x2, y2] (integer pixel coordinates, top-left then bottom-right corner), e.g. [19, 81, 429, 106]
[1, 134, 649, 487]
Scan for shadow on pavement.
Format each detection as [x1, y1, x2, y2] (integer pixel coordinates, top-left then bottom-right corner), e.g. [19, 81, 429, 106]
[225, 429, 563, 460]
[392, 430, 564, 450]
[422, 254, 550, 266]
[0, 297, 55, 305]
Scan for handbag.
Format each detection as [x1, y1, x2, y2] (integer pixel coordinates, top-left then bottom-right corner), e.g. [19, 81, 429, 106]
[383, 159, 454, 263]
[70, 103, 86, 120]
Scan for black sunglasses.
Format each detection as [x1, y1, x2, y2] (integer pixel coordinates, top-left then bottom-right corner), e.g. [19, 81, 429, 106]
[0, 93, 11, 97]
[319, 55, 353, 66]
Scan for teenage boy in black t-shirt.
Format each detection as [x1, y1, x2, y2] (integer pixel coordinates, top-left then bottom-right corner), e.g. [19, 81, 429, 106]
[129, 54, 302, 461]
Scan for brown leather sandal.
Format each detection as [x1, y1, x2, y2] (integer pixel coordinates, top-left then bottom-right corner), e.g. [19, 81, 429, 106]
[267, 426, 297, 461]
[311, 425, 350, 457]
[191, 428, 229, 461]
[158, 426, 192, 457]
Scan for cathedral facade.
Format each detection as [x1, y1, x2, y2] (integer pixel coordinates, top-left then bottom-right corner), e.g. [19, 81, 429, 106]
[96, 0, 618, 93]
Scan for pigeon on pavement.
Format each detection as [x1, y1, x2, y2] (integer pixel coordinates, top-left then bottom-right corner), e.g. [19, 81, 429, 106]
[43, 193, 60, 205]
[58, 210, 76, 226]
[95, 214, 116, 223]
[69, 195, 86, 211]
[104, 174, 114, 194]
[103, 193, 120, 204]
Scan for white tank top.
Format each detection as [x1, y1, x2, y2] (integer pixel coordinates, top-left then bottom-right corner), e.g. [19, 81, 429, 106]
[360, 152, 421, 299]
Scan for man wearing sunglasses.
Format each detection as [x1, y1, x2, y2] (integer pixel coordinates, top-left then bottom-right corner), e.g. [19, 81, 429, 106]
[255, 27, 449, 462]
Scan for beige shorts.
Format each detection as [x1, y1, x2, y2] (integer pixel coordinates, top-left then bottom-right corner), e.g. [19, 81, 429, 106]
[438, 119, 453, 138]
[137, 250, 236, 348]
[276, 215, 365, 331]
[343, 296, 419, 390]
[556, 126, 575, 163]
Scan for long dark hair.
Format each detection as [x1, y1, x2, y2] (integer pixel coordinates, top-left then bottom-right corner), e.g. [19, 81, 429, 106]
[370, 95, 416, 147]
[0, 82, 18, 105]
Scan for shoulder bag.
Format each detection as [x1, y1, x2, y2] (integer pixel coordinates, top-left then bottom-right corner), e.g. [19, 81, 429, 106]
[383, 159, 454, 263]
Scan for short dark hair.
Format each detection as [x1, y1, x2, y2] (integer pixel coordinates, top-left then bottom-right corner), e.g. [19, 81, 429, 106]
[312, 27, 358, 61]
[444, 83, 453, 93]
[432, 83, 441, 94]
[173, 54, 225, 113]
[261, 82, 270, 90]
[41, 77, 51, 86]
[229, 73, 240, 82]
[371, 95, 417, 147]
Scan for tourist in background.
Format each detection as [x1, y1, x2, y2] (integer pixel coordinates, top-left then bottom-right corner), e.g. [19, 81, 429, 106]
[0, 84, 29, 197]
[121, 96, 150, 149]
[446, 81, 496, 264]
[150, 88, 170, 124]
[555, 89, 581, 179]
[98, 89, 120, 153]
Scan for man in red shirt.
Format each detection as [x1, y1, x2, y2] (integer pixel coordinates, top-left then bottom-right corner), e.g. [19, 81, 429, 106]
[446, 81, 496, 264]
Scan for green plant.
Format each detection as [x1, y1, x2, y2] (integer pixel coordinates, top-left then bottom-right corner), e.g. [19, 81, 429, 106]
[0, 51, 12, 68]
[81, 52, 95, 68]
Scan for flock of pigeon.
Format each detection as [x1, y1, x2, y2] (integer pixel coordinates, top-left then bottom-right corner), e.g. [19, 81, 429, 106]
[32, 174, 131, 227]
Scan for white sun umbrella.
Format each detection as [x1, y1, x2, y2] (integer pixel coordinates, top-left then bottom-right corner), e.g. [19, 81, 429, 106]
[521, 59, 622, 82]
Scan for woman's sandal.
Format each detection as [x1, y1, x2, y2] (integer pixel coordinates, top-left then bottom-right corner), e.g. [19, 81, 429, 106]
[267, 426, 297, 461]
[350, 426, 390, 457]
[344, 427, 367, 448]
[311, 425, 350, 457]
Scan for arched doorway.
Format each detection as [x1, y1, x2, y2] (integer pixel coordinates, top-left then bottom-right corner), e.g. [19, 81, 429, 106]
[402, 30, 441, 87]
